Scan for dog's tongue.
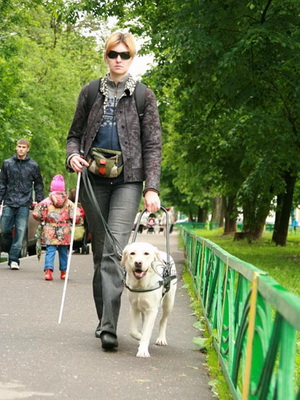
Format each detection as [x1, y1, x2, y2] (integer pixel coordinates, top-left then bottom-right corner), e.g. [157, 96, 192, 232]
[134, 270, 144, 279]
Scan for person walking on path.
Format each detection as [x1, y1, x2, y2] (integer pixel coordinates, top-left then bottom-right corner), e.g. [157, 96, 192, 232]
[0, 138, 44, 270]
[32, 174, 82, 281]
[66, 31, 162, 351]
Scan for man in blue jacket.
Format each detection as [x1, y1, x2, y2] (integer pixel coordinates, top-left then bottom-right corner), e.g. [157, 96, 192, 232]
[0, 139, 44, 270]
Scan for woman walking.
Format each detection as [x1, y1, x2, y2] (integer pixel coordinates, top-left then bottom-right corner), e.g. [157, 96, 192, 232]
[66, 31, 162, 351]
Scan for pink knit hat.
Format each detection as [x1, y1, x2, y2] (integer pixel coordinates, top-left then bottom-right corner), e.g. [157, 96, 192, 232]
[50, 174, 65, 192]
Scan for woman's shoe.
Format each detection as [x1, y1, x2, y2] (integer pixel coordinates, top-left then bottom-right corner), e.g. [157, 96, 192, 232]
[100, 332, 118, 349]
[60, 271, 66, 280]
[45, 269, 53, 280]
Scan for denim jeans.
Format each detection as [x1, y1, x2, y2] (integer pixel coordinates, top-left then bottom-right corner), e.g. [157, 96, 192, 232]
[44, 245, 68, 271]
[80, 176, 143, 336]
[0, 206, 30, 265]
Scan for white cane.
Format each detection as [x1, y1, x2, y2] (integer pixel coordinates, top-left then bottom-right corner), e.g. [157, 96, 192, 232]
[58, 171, 81, 324]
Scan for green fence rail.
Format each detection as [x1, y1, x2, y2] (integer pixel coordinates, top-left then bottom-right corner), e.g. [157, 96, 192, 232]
[175, 221, 300, 233]
[176, 222, 221, 230]
[179, 226, 300, 400]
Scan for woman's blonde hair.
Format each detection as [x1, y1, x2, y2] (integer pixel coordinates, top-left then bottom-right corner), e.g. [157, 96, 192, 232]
[104, 31, 136, 60]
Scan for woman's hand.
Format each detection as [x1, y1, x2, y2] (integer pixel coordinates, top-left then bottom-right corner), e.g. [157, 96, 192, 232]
[70, 154, 89, 173]
[144, 190, 161, 213]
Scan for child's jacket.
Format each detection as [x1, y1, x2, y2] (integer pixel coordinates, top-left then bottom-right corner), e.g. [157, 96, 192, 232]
[32, 191, 82, 246]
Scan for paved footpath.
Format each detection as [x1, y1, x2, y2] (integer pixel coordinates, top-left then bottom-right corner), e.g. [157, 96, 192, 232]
[0, 230, 216, 400]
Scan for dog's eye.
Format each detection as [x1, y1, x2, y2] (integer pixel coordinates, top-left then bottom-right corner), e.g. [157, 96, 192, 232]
[144, 252, 149, 256]
[130, 252, 136, 256]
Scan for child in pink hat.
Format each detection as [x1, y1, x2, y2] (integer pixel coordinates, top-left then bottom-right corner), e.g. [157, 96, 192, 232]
[33, 174, 82, 280]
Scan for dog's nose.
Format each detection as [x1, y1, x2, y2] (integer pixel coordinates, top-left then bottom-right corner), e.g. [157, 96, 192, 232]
[134, 261, 142, 268]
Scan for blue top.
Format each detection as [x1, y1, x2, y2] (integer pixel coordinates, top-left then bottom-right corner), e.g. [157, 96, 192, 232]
[91, 76, 128, 184]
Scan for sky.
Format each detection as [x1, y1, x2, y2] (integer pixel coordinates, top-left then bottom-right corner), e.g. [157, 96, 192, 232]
[130, 52, 153, 79]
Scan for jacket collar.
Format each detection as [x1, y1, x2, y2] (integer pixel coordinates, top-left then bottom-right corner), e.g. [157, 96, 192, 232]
[100, 74, 136, 98]
[13, 154, 30, 162]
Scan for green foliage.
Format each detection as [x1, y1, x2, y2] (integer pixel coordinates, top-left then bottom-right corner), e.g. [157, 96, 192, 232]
[0, 0, 106, 190]
[84, 0, 300, 239]
[2, 0, 300, 244]
[159, 0, 300, 227]
[193, 329, 218, 353]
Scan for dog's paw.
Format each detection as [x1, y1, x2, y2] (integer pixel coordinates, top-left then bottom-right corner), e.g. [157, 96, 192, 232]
[156, 337, 168, 346]
[130, 331, 142, 341]
[136, 349, 150, 357]
[136, 343, 150, 357]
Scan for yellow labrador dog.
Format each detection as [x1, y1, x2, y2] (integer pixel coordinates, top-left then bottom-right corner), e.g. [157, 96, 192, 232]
[121, 242, 177, 357]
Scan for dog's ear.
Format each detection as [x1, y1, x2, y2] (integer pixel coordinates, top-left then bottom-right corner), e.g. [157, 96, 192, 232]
[155, 249, 165, 264]
[120, 248, 128, 267]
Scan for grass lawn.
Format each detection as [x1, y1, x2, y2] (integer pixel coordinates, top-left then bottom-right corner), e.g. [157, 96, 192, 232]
[192, 229, 300, 297]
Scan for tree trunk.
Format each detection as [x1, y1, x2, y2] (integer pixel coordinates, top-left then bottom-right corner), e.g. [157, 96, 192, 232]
[197, 206, 208, 223]
[253, 224, 265, 239]
[188, 212, 194, 222]
[211, 195, 225, 227]
[273, 192, 283, 238]
[223, 195, 237, 234]
[272, 171, 297, 246]
[243, 206, 270, 240]
[242, 193, 271, 240]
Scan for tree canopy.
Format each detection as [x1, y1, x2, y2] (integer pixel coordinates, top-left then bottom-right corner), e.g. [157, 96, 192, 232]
[0, 0, 107, 190]
[113, 0, 300, 244]
[1, 0, 299, 244]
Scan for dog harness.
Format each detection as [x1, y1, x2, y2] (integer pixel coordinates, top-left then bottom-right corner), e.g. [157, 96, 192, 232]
[123, 272, 177, 297]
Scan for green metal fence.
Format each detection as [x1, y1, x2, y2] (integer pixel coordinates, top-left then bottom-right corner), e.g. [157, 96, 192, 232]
[179, 226, 300, 400]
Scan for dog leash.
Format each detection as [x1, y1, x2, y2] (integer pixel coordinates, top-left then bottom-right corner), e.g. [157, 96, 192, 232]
[81, 171, 176, 287]
[81, 167, 123, 260]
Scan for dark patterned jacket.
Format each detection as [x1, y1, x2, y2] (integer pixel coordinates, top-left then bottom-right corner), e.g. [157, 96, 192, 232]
[66, 75, 162, 193]
[0, 154, 44, 207]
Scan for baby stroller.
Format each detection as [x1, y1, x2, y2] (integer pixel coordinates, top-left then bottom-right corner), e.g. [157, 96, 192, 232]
[147, 214, 156, 234]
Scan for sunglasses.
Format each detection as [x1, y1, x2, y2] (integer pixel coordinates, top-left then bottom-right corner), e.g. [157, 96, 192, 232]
[107, 51, 131, 60]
